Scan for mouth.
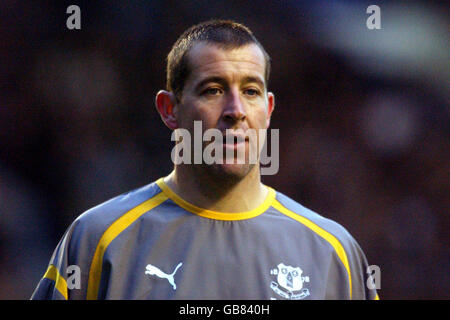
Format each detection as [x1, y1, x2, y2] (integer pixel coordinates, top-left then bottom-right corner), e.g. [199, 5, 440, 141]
[222, 134, 249, 149]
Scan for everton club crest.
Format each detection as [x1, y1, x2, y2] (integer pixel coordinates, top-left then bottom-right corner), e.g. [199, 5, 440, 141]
[270, 263, 310, 300]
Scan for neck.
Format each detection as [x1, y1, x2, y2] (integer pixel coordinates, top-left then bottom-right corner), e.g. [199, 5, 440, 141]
[164, 165, 268, 213]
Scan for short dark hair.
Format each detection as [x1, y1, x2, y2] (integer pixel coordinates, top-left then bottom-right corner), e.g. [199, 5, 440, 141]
[166, 20, 271, 99]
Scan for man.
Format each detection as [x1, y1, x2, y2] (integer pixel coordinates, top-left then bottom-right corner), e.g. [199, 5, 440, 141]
[31, 20, 379, 300]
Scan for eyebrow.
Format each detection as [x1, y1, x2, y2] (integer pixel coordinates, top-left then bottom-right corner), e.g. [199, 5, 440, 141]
[194, 75, 265, 92]
[195, 76, 226, 91]
[242, 76, 265, 88]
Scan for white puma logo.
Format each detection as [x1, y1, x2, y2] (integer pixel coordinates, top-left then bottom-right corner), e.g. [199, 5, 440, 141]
[145, 262, 183, 290]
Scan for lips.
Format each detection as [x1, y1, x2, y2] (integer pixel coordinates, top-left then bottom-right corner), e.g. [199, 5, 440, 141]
[219, 133, 248, 153]
[223, 134, 247, 144]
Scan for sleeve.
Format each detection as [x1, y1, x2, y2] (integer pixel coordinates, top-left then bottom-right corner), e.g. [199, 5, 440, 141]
[30, 229, 72, 300]
[30, 218, 93, 300]
[345, 236, 380, 300]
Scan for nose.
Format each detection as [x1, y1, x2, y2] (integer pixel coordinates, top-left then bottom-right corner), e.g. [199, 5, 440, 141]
[222, 89, 246, 122]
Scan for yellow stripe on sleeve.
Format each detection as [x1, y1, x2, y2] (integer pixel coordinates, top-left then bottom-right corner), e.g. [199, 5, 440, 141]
[272, 200, 353, 299]
[86, 191, 168, 300]
[43, 265, 68, 300]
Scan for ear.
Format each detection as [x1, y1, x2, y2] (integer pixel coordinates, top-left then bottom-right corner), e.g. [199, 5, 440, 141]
[155, 90, 178, 130]
[265, 92, 275, 128]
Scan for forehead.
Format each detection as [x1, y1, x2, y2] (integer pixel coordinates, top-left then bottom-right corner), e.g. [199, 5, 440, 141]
[185, 42, 266, 84]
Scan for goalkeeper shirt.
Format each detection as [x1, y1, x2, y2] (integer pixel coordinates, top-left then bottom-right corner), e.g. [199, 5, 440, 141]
[31, 177, 379, 300]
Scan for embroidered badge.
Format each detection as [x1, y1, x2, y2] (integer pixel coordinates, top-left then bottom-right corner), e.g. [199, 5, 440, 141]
[270, 263, 310, 299]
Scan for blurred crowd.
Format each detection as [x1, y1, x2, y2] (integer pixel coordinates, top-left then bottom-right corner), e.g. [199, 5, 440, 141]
[0, 1, 448, 299]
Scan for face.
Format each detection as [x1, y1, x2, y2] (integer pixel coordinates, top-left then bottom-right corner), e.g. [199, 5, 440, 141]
[159, 42, 275, 181]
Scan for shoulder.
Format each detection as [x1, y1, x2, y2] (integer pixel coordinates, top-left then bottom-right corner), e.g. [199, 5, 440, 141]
[272, 190, 357, 247]
[271, 189, 376, 299]
[271, 190, 365, 275]
[33, 180, 168, 299]
[63, 180, 166, 257]
[71, 180, 165, 238]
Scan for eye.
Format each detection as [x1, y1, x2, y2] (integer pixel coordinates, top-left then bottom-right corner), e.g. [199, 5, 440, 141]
[203, 87, 223, 96]
[244, 88, 260, 96]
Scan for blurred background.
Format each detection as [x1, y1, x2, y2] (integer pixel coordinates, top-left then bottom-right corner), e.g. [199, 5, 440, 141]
[0, 0, 448, 299]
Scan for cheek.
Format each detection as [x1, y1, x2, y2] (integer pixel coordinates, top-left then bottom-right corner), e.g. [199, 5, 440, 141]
[178, 100, 221, 129]
[248, 108, 270, 129]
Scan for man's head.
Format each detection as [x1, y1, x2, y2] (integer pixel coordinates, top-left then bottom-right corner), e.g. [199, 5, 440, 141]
[166, 20, 271, 100]
[156, 20, 275, 181]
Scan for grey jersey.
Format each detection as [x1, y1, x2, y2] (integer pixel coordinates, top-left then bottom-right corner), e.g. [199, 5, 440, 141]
[31, 178, 379, 300]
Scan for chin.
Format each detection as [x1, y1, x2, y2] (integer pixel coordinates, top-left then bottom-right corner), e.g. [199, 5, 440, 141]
[208, 162, 256, 182]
